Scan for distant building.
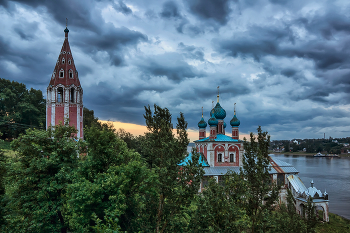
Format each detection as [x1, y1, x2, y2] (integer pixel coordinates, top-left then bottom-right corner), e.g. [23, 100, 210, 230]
[46, 26, 83, 138]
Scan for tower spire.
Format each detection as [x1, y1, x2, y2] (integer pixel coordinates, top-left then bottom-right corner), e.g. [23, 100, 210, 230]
[202, 106, 203, 117]
[217, 86, 220, 103]
[64, 18, 69, 37]
[234, 103, 236, 115]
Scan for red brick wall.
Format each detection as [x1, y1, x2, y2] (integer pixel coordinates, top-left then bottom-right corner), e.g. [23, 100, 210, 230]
[214, 143, 240, 166]
[55, 105, 64, 125]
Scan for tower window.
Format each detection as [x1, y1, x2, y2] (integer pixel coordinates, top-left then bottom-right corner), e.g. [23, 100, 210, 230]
[218, 153, 222, 162]
[57, 87, 63, 103]
[68, 59, 71, 65]
[69, 70, 73, 78]
[230, 153, 234, 162]
[70, 88, 75, 103]
[59, 69, 64, 78]
[62, 58, 65, 64]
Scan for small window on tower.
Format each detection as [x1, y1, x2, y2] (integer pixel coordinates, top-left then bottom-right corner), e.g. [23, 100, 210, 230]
[70, 88, 75, 103]
[62, 58, 65, 64]
[69, 70, 73, 78]
[57, 87, 63, 103]
[218, 153, 222, 162]
[230, 153, 234, 162]
[68, 59, 71, 65]
[59, 69, 64, 78]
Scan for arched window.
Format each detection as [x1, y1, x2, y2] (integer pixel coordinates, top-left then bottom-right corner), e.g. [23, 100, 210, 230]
[218, 153, 222, 162]
[57, 87, 63, 103]
[68, 59, 71, 65]
[70, 88, 75, 103]
[62, 58, 65, 64]
[230, 153, 234, 162]
[69, 70, 73, 78]
[59, 69, 64, 78]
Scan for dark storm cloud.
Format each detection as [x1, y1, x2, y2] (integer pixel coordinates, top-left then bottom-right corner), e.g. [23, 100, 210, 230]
[113, 1, 132, 15]
[177, 42, 204, 61]
[160, 1, 182, 19]
[75, 25, 147, 66]
[186, 0, 232, 25]
[137, 53, 204, 82]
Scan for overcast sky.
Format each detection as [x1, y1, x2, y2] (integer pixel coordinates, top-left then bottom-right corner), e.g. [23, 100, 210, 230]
[1, 0, 350, 140]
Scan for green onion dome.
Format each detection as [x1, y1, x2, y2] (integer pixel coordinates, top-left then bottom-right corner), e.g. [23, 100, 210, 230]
[230, 114, 240, 127]
[198, 116, 207, 128]
[210, 102, 226, 120]
[64, 27, 69, 33]
[223, 122, 227, 128]
[208, 110, 218, 126]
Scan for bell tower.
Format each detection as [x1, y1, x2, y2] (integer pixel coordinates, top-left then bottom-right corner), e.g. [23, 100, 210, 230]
[46, 24, 83, 138]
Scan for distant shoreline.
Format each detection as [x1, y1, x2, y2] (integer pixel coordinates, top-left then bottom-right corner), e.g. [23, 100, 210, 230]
[270, 152, 350, 157]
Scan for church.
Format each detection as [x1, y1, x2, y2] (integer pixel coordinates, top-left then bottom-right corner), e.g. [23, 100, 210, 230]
[46, 25, 83, 139]
[180, 91, 330, 222]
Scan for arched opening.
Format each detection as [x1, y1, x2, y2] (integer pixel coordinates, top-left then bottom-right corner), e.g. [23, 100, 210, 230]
[70, 88, 75, 103]
[68, 59, 71, 65]
[218, 153, 222, 162]
[300, 204, 305, 217]
[59, 69, 64, 78]
[57, 87, 63, 103]
[62, 58, 65, 64]
[230, 153, 234, 162]
[316, 205, 325, 221]
[69, 70, 73, 78]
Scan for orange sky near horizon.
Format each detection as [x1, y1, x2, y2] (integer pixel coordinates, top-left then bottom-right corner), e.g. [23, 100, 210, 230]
[99, 120, 249, 142]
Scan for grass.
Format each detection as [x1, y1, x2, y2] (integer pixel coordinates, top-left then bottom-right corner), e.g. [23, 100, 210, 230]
[316, 212, 350, 233]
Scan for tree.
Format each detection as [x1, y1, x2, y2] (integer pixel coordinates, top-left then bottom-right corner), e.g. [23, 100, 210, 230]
[0, 78, 45, 140]
[189, 173, 250, 233]
[143, 104, 204, 233]
[242, 126, 280, 232]
[66, 123, 158, 232]
[83, 107, 101, 130]
[2, 124, 85, 233]
[0, 134, 6, 227]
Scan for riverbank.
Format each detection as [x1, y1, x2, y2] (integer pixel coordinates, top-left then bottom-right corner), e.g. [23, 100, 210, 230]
[316, 212, 350, 232]
[270, 152, 350, 157]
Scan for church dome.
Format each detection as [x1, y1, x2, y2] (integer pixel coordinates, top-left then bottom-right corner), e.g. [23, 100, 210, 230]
[208, 110, 218, 126]
[211, 102, 226, 120]
[223, 122, 227, 128]
[198, 116, 207, 128]
[230, 114, 240, 127]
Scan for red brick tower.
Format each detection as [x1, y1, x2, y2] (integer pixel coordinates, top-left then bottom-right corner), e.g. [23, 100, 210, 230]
[46, 25, 83, 138]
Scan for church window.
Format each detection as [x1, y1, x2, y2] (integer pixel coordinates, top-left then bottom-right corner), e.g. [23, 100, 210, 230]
[68, 59, 71, 65]
[59, 69, 64, 78]
[230, 153, 234, 162]
[57, 87, 63, 103]
[62, 58, 65, 64]
[70, 88, 75, 103]
[69, 70, 73, 78]
[218, 153, 222, 162]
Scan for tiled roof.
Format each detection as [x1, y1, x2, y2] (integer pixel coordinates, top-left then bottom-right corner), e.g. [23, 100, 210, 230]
[195, 134, 243, 142]
[178, 153, 210, 167]
[203, 166, 241, 176]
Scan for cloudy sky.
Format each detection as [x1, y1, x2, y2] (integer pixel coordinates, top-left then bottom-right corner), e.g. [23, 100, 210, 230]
[1, 0, 350, 141]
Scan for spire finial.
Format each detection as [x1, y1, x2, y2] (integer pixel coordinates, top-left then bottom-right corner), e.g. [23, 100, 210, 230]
[201, 107, 203, 117]
[217, 86, 220, 103]
[64, 18, 69, 35]
[234, 103, 236, 115]
[311, 180, 314, 188]
[212, 100, 214, 108]
[66, 18, 68, 27]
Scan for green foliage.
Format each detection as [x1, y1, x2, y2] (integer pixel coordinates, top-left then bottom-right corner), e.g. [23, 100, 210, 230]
[143, 104, 204, 233]
[315, 212, 350, 233]
[242, 126, 280, 232]
[271, 189, 307, 233]
[1, 124, 84, 233]
[66, 123, 158, 232]
[189, 174, 250, 233]
[0, 136, 6, 226]
[0, 78, 45, 140]
[306, 197, 317, 233]
[83, 107, 101, 130]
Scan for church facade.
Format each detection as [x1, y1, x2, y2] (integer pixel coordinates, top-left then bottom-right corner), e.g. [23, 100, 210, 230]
[46, 26, 83, 139]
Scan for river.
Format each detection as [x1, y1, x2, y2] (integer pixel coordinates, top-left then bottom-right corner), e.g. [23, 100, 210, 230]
[270, 154, 350, 220]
